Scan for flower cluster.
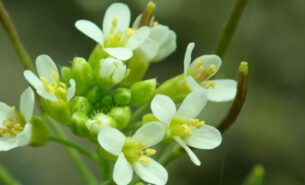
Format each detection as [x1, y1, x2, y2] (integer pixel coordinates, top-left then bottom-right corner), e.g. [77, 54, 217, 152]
[0, 2, 238, 185]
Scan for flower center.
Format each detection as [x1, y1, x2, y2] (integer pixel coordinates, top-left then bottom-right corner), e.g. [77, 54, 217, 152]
[0, 107, 25, 137]
[188, 59, 217, 85]
[122, 137, 157, 164]
[104, 17, 136, 48]
[40, 71, 67, 100]
[169, 117, 205, 138]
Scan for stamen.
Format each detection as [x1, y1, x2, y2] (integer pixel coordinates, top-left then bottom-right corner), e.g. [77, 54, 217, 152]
[139, 156, 151, 163]
[52, 71, 60, 81]
[195, 59, 203, 68]
[205, 81, 215, 88]
[40, 76, 48, 86]
[138, 141, 147, 148]
[0, 129, 10, 137]
[107, 34, 115, 42]
[108, 17, 118, 35]
[189, 119, 205, 128]
[144, 148, 156, 156]
[125, 28, 136, 37]
[182, 124, 192, 136]
[57, 87, 66, 94]
[48, 85, 56, 94]
[153, 21, 159, 26]
[206, 64, 216, 76]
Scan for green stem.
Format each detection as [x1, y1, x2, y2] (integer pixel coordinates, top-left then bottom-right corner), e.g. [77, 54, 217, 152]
[49, 135, 100, 163]
[0, 163, 21, 185]
[46, 116, 98, 185]
[215, 0, 249, 57]
[0, 0, 34, 71]
[129, 102, 150, 124]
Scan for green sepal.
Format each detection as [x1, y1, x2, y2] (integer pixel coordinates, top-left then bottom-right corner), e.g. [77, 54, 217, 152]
[88, 45, 109, 73]
[108, 107, 131, 129]
[69, 96, 91, 115]
[60, 66, 72, 84]
[41, 98, 71, 125]
[113, 88, 131, 106]
[130, 78, 156, 107]
[155, 74, 191, 103]
[70, 112, 90, 137]
[30, 116, 49, 147]
[121, 51, 149, 86]
[71, 57, 93, 95]
[142, 113, 158, 124]
[86, 86, 103, 104]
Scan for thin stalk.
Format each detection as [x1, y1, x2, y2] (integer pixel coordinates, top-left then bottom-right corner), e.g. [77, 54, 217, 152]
[129, 102, 150, 125]
[215, 0, 249, 57]
[49, 135, 100, 163]
[46, 116, 98, 185]
[0, 0, 34, 71]
[0, 163, 21, 185]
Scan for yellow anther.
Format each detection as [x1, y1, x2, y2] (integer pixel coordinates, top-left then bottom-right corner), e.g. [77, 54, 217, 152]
[196, 59, 203, 68]
[205, 81, 215, 88]
[190, 119, 205, 128]
[207, 64, 216, 75]
[139, 156, 151, 163]
[0, 129, 10, 137]
[125, 28, 136, 36]
[153, 21, 159, 26]
[138, 141, 147, 148]
[41, 76, 48, 86]
[182, 124, 192, 136]
[48, 85, 56, 94]
[199, 66, 204, 72]
[108, 34, 115, 41]
[112, 17, 118, 27]
[57, 87, 66, 94]
[144, 148, 157, 156]
[52, 71, 60, 81]
[10, 106, 16, 112]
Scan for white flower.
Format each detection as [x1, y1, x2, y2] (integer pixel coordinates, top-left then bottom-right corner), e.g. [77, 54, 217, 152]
[151, 91, 222, 166]
[183, 42, 237, 102]
[0, 87, 34, 151]
[75, 3, 151, 61]
[98, 57, 129, 87]
[98, 122, 168, 185]
[132, 15, 177, 62]
[23, 55, 76, 102]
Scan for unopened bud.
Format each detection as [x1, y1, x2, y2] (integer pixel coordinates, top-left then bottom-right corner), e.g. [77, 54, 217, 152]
[86, 86, 102, 103]
[60, 66, 72, 84]
[70, 112, 89, 137]
[113, 88, 131, 106]
[69, 96, 91, 115]
[109, 107, 131, 129]
[30, 116, 49, 147]
[71, 57, 93, 95]
[130, 79, 156, 106]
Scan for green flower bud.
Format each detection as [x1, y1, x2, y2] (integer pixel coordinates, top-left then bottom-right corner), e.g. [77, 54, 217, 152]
[30, 116, 49, 147]
[87, 113, 116, 138]
[71, 57, 93, 95]
[60, 66, 72, 84]
[121, 51, 149, 86]
[86, 86, 102, 104]
[101, 93, 113, 107]
[88, 45, 109, 72]
[108, 107, 131, 129]
[69, 96, 91, 115]
[130, 78, 156, 106]
[155, 74, 191, 103]
[142, 113, 158, 124]
[41, 99, 71, 125]
[70, 112, 89, 137]
[113, 88, 131, 106]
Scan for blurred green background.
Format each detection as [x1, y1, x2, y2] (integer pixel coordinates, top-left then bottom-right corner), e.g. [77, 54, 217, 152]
[1, 0, 304, 184]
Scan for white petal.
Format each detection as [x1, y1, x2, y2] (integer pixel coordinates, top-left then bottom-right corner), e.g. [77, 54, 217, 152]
[16, 123, 32, 147]
[37, 90, 58, 102]
[100, 57, 116, 78]
[98, 128, 126, 156]
[151, 30, 177, 62]
[0, 136, 18, 151]
[23, 70, 44, 91]
[0, 102, 13, 128]
[176, 90, 207, 120]
[132, 122, 165, 148]
[185, 76, 202, 91]
[205, 79, 237, 102]
[191, 55, 222, 79]
[112, 61, 126, 83]
[126, 26, 150, 50]
[137, 38, 159, 62]
[151, 94, 176, 126]
[75, 20, 104, 45]
[104, 47, 133, 61]
[36, 55, 59, 82]
[149, 25, 170, 47]
[113, 153, 133, 185]
[134, 158, 168, 185]
[66, 79, 76, 102]
[20, 87, 35, 122]
[103, 3, 130, 36]
[132, 14, 141, 28]
[184, 43, 195, 76]
[185, 125, 222, 149]
[174, 136, 201, 166]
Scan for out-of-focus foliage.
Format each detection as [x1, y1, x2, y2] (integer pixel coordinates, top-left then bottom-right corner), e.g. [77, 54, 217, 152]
[0, 0, 304, 184]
